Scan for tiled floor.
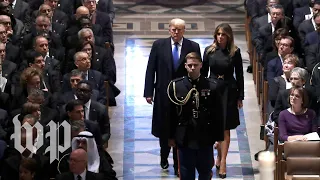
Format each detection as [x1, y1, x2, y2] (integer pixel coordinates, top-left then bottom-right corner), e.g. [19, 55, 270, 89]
[108, 0, 264, 179]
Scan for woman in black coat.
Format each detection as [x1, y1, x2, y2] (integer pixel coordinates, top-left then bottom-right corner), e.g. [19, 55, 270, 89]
[201, 23, 244, 178]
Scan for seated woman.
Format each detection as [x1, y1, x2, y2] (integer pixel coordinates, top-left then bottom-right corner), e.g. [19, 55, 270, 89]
[269, 54, 299, 108]
[272, 67, 316, 124]
[278, 87, 318, 142]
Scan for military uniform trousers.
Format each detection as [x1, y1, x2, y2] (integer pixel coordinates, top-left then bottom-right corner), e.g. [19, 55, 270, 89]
[178, 145, 213, 180]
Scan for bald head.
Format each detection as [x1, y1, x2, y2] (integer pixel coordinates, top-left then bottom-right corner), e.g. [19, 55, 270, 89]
[69, 149, 87, 174]
[71, 148, 87, 161]
[76, 6, 89, 20]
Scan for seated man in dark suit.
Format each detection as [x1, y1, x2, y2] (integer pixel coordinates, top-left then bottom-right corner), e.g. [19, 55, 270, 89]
[0, 42, 17, 94]
[298, 12, 320, 47]
[0, 23, 21, 64]
[96, 0, 115, 24]
[27, 51, 61, 94]
[305, 40, 320, 73]
[74, 80, 110, 145]
[40, 0, 68, 26]
[5, 0, 31, 28]
[57, 131, 117, 180]
[1, 115, 50, 180]
[65, 7, 104, 50]
[63, 100, 103, 147]
[267, 36, 295, 83]
[56, 148, 104, 180]
[304, 29, 320, 47]
[82, 0, 113, 44]
[22, 15, 62, 52]
[18, 36, 62, 83]
[61, 52, 106, 99]
[293, 0, 320, 30]
[58, 69, 105, 107]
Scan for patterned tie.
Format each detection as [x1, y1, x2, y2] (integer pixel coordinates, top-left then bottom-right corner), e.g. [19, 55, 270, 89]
[172, 42, 179, 70]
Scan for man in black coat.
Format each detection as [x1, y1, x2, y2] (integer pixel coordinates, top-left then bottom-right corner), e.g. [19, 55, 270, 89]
[143, 18, 201, 175]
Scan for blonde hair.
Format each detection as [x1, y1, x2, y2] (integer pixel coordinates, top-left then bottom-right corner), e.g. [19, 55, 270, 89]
[283, 54, 299, 67]
[206, 23, 238, 57]
[20, 67, 42, 88]
[185, 52, 202, 62]
[169, 18, 186, 28]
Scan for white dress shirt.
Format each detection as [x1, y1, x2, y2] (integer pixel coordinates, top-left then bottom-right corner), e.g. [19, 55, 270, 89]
[312, 17, 317, 31]
[11, 0, 16, 9]
[84, 99, 91, 120]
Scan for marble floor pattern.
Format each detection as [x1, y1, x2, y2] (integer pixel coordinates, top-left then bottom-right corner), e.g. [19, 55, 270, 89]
[108, 1, 264, 180]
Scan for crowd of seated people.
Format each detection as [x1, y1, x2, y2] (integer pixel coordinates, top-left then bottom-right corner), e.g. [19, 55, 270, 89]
[0, 0, 119, 179]
[245, 0, 320, 158]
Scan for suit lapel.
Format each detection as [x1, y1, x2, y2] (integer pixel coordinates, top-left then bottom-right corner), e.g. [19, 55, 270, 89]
[13, 0, 21, 18]
[176, 39, 188, 71]
[89, 103, 98, 121]
[88, 70, 96, 85]
[165, 37, 173, 72]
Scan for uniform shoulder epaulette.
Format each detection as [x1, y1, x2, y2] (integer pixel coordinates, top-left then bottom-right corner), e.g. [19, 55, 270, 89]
[172, 76, 185, 82]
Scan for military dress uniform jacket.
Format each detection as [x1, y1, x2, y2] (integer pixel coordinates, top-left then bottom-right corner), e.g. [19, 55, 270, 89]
[167, 75, 224, 148]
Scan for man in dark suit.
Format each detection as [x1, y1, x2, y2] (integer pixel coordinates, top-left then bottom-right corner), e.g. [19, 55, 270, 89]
[305, 41, 320, 73]
[75, 80, 110, 145]
[0, 42, 17, 95]
[82, 0, 113, 43]
[5, 0, 31, 28]
[64, 99, 103, 147]
[96, 0, 115, 23]
[253, 4, 286, 59]
[144, 18, 201, 175]
[22, 15, 62, 51]
[293, 0, 320, 30]
[0, 23, 21, 64]
[43, 0, 68, 25]
[304, 30, 320, 47]
[267, 36, 294, 83]
[56, 144, 104, 180]
[298, 12, 320, 47]
[62, 52, 106, 99]
[26, 50, 61, 94]
[57, 0, 74, 16]
[58, 69, 105, 106]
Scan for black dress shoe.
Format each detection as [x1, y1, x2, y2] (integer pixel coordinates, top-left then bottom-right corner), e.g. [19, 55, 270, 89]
[247, 65, 252, 73]
[160, 159, 169, 169]
[219, 173, 227, 179]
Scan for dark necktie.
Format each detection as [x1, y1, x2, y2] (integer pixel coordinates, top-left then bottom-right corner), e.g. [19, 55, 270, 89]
[172, 42, 179, 70]
[77, 175, 82, 180]
[83, 105, 87, 120]
[82, 72, 87, 80]
[9, 3, 13, 8]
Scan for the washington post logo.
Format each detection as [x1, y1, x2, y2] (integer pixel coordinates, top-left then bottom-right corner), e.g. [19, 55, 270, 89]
[10, 119, 71, 163]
